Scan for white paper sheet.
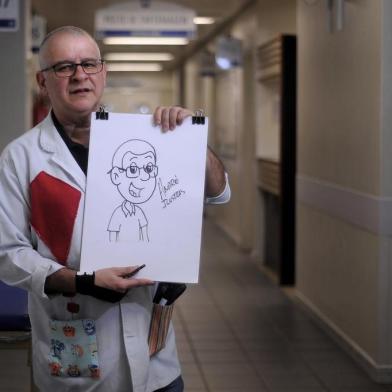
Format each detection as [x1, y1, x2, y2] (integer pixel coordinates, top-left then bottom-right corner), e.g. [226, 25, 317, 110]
[80, 113, 208, 283]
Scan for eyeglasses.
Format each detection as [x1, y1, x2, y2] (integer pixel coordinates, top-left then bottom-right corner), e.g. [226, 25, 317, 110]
[121, 163, 158, 179]
[40, 59, 105, 78]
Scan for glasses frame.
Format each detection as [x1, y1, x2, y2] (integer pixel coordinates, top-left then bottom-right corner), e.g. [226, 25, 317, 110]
[119, 164, 159, 179]
[40, 59, 105, 78]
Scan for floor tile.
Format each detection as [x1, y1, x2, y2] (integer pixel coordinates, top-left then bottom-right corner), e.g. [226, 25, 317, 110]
[200, 362, 267, 390]
[194, 348, 248, 363]
[174, 219, 389, 392]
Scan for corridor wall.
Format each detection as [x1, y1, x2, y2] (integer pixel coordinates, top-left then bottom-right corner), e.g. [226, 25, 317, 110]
[182, 0, 297, 254]
[296, 0, 392, 382]
[102, 71, 174, 113]
[0, 0, 32, 151]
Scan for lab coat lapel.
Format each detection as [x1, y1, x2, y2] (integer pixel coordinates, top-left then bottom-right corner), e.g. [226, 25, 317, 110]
[38, 114, 86, 191]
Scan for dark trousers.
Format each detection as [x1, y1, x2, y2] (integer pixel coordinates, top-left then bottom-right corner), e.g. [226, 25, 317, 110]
[154, 376, 184, 392]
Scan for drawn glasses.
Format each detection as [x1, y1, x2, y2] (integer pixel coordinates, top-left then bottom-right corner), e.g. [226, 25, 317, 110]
[121, 163, 158, 179]
[40, 59, 105, 78]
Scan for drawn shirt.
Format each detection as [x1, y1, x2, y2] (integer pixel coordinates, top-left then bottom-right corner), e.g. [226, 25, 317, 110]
[107, 201, 148, 242]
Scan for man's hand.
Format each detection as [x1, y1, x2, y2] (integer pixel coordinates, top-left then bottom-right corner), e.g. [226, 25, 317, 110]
[95, 266, 154, 292]
[153, 106, 193, 132]
[152, 105, 227, 199]
[44, 266, 154, 301]
[76, 266, 154, 303]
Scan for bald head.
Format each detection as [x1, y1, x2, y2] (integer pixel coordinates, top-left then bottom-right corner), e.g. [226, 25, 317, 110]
[35, 25, 107, 126]
[38, 26, 100, 69]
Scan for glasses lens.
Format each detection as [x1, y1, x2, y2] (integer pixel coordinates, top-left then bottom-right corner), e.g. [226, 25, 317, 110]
[144, 164, 158, 178]
[82, 60, 103, 74]
[126, 165, 140, 178]
[53, 63, 76, 77]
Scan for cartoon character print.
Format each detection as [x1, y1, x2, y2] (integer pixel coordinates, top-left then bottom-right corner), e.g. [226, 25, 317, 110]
[71, 344, 84, 358]
[88, 364, 100, 379]
[49, 361, 62, 376]
[49, 319, 100, 379]
[51, 339, 65, 360]
[63, 324, 76, 337]
[89, 342, 98, 359]
[67, 364, 81, 377]
[82, 319, 96, 336]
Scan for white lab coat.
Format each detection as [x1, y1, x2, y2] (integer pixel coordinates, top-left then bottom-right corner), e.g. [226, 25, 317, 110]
[0, 114, 181, 391]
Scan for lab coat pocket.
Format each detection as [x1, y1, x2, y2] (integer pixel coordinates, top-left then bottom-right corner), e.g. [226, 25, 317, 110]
[48, 319, 100, 378]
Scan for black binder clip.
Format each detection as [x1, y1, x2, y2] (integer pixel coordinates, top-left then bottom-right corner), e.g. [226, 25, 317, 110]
[96, 106, 108, 120]
[192, 109, 205, 125]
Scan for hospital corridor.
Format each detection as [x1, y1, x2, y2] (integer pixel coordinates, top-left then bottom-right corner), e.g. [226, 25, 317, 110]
[1, 0, 392, 391]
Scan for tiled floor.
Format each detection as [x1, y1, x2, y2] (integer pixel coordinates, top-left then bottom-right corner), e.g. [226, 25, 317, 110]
[174, 219, 392, 392]
[1, 218, 392, 391]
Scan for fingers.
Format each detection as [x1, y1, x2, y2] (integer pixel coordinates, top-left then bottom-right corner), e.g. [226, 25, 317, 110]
[177, 108, 193, 124]
[153, 106, 164, 126]
[111, 277, 154, 292]
[104, 277, 154, 293]
[153, 106, 193, 132]
[120, 265, 154, 289]
[115, 265, 143, 277]
[95, 266, 154, 292]
[124, 278, 155, 289]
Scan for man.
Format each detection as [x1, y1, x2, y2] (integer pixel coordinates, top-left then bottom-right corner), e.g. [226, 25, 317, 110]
[0, 26, 230, 391]
[108, 139, 159, 242]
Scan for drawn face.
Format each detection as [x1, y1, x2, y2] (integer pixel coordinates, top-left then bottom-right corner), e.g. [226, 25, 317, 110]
[112, 151, 158, 204]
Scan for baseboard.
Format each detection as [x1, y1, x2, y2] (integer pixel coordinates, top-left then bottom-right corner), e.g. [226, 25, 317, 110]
[293, 291, 392, 383]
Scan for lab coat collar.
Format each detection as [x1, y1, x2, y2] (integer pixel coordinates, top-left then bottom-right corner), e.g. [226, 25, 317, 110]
[38, 113, 86, 191]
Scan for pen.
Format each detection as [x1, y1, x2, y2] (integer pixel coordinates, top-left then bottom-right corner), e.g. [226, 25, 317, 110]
[124, 264, 146, 279]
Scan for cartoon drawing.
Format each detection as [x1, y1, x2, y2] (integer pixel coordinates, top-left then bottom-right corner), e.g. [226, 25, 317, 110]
[89, 342, 98, 358]
[67, 364, 81, 377]
[49, 361, 62, 376]
[62, 324, 76, 337]
[71, 344, 84, 357]
[50, 339, 65, 360]
[82, 319, 96, 336]
[107, 139, 158, 242]
[88, 364, 101, 379]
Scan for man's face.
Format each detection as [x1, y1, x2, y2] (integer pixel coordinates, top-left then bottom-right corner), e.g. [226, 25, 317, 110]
[113, 151, 158, 204]
[36, 33, 107, 122]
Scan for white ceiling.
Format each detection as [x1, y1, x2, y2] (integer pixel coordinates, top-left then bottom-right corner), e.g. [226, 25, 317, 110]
[31, 0, 249, 69]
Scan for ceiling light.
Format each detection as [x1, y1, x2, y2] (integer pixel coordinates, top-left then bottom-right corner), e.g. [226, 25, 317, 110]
[105, 52, 174, 61]
[106, 62, 163, 72]
[103, 37, 189, 45]
[194, 17, 215, 25]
